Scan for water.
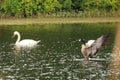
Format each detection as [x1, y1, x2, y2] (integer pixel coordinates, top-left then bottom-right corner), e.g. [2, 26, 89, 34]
[0, 23, 117, 79]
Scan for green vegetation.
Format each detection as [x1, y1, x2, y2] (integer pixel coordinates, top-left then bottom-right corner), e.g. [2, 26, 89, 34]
[0, 0, 119, 18]
[0, 17, 119, 25]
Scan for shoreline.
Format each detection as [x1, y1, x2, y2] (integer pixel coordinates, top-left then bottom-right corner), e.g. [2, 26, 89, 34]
[0, 17, 119, 25]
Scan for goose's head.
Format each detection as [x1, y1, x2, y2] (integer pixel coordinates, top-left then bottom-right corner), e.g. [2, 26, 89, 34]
[13, 31, 20, 37]
[79, 38, 86, 45]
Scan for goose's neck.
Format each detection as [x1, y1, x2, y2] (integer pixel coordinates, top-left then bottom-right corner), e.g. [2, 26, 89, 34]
[16, 33, 21, 44]
[81, 39, 86, 45]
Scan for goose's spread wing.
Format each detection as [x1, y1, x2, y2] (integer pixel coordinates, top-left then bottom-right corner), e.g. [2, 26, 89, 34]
[93, 34, 110, 49]
[85, 34, 110, 57]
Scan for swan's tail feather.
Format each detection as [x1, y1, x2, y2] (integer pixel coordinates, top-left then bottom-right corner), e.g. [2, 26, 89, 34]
[37, 40, 41, 43]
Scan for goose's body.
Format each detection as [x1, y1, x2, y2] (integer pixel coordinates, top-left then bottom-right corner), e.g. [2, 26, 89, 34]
[13, 31, 40, 48]
[80, 34, 110, 60]
[86, 40, 95, 47]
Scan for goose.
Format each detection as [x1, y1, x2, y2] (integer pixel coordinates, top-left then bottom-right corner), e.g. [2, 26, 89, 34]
[79, 34, 110, 60]
[13, 31, 40, 48]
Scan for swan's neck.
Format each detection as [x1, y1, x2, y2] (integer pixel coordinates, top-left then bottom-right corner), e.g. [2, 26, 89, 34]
[16, 33, 21, 44]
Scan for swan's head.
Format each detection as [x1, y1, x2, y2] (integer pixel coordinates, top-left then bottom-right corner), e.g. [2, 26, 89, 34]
[13, 31, 20, 37]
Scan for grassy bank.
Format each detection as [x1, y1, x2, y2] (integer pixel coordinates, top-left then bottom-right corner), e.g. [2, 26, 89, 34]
[0, 17, 119, 25]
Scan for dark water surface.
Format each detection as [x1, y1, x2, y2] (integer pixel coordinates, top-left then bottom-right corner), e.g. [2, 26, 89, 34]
[0, 23, 117, 79]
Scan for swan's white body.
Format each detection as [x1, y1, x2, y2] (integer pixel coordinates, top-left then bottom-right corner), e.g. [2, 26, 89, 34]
[16, 39, 40, 47]
[13, 31, 40, 48]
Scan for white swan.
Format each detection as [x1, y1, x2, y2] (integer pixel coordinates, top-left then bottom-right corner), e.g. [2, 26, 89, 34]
[13, 31, 40, 48]
[79, 34, 110, 60]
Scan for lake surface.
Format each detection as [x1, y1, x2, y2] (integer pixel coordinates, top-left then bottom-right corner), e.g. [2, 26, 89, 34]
[0, 23, 117, 79]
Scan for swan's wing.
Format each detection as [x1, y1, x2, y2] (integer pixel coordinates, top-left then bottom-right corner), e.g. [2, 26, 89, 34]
[18, 39, 39, 46]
